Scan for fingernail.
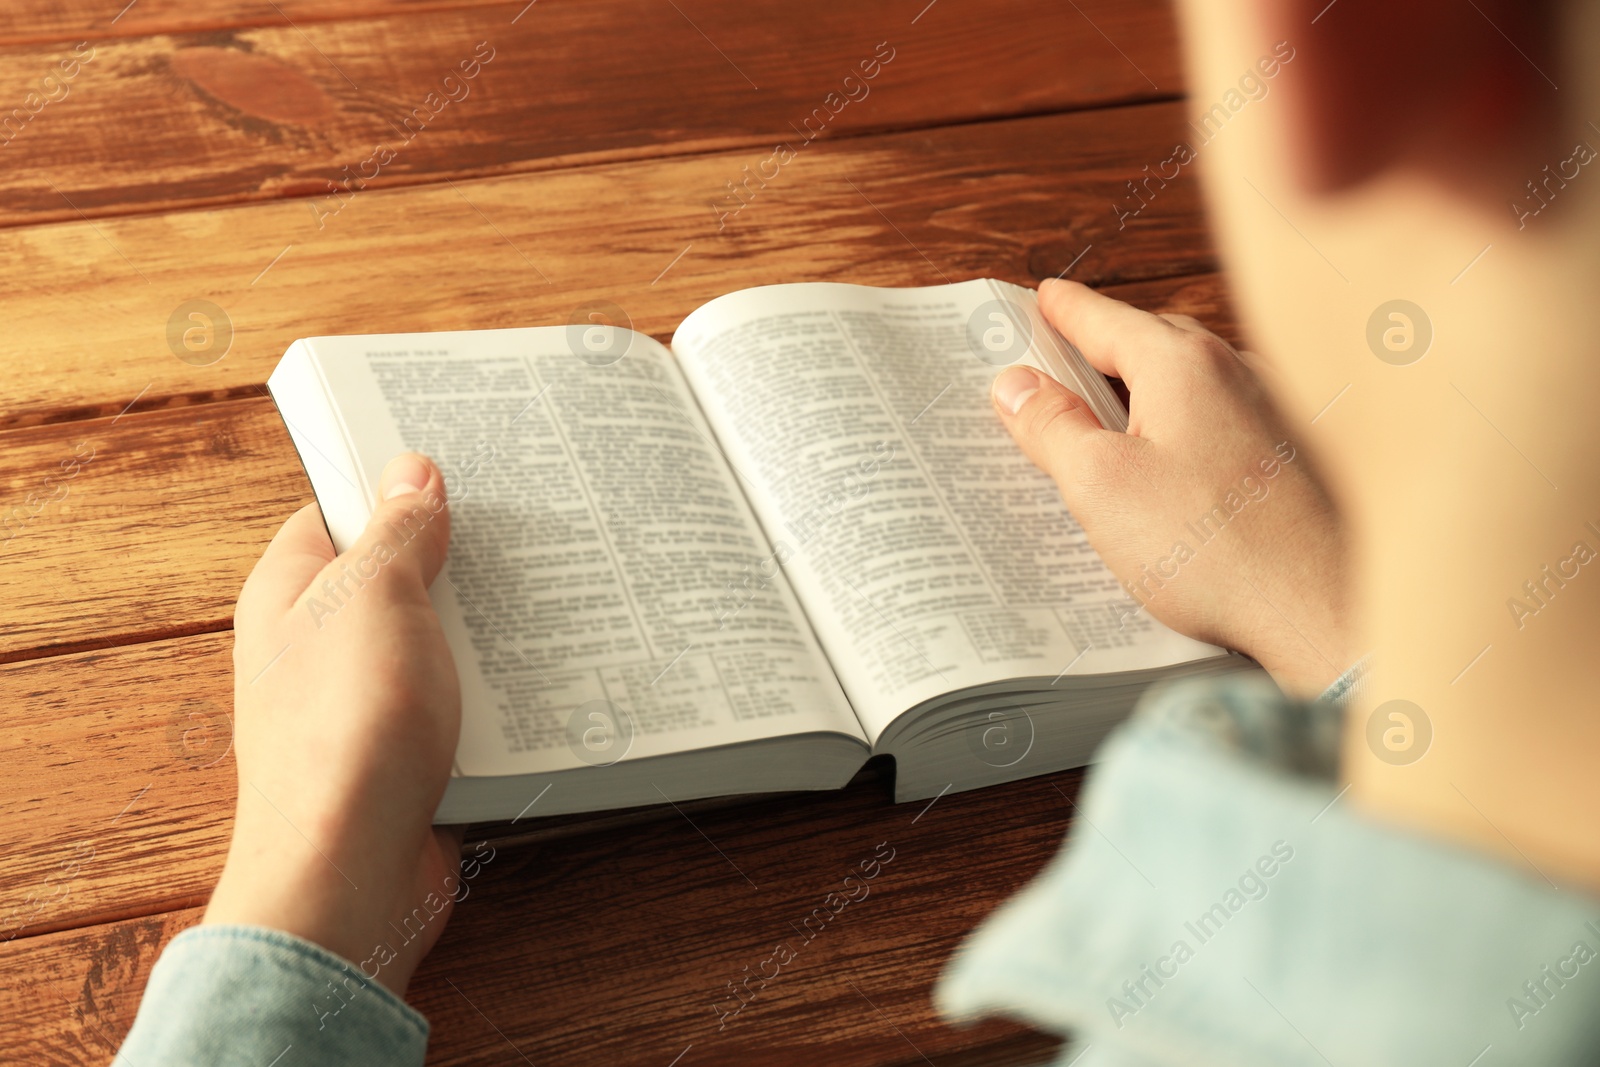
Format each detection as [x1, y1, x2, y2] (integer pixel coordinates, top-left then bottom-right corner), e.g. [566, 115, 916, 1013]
[381, 453, 431, 501]
[1038, 277, 1063, 294]
[993, 366, 1040, 415]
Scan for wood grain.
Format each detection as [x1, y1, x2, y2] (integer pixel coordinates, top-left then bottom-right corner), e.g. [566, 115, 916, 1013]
[4, 907, 202, 1067]
[1, 1, 494, 45]
[0, 102, 1216, 430]
[0, 758, 1085, 1067]
[0, 633, 235, 941]
[0, 0, 1178, 226]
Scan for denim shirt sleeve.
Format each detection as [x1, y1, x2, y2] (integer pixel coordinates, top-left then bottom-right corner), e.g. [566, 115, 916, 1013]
[936, 669, 1600, 1066]
[116, 925, 428, 1066]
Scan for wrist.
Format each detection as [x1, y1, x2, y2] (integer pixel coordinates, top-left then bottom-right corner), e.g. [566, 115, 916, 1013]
[205, 844, 371, 971]
[1237, 615, 1357, 697]
[1220, 545, 1354, 696]
[202, 803, 421, 994]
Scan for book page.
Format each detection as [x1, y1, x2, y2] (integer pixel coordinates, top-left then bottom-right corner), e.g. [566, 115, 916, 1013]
[672, 281, 1219, 741]
[300, 327, 864, 778]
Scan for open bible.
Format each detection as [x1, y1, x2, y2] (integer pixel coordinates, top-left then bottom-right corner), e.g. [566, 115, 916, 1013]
[268, 279, 1241, 823]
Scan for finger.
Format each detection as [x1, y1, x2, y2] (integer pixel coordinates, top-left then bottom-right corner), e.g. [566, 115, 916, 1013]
[1157, 312, 1210, 335]
[1038, 277, 1183, 388]
[992, 364, 1114, 493]
[342, 452, 453, 596]
[1159, 313, 1248, 362]
[237, 502, 337, 621]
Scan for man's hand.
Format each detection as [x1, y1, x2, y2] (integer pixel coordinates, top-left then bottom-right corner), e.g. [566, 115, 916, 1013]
[993, 278, 1353, 694]
[205, 452, 464, 996]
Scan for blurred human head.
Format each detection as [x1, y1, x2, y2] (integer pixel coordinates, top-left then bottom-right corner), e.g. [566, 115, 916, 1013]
[1174, 0, 1600, 855]
[1170, 0, 1594, 567]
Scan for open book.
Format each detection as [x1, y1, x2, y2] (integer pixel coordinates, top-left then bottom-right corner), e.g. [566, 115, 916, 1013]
[268, 279, 1241, 823]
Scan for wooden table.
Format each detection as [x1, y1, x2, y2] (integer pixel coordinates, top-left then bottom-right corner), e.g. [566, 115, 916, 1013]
[0, 1, 1235, 1062]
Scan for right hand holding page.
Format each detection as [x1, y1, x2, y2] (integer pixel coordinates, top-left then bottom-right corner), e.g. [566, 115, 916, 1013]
[993, 278, 1354, 695]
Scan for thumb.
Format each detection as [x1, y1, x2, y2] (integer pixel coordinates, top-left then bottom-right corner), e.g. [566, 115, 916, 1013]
[347, 452, 452, 592]
[991, 365, 1110, 494]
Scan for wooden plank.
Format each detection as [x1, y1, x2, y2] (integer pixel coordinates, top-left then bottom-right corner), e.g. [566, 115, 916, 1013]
[0, 0, 1179, 227]
[0, 102, 1216, 430]
[411, 768, 1076, 1066]
[0, 633, 234, 941]
[6, 907, 202, 1067]
[0, 402, 305, 660]
[1, 760, 1082, 1067]
[0, 0, 1176, 60]
[0, 2, 493, 46]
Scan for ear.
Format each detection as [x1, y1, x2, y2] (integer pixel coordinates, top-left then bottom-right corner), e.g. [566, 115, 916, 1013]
[1266, 0, 1561, 196]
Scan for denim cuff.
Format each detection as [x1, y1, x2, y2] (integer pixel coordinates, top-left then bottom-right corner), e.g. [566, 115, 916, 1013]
[1317, 654, 1370, 706]
[117, 924, 428, 1067]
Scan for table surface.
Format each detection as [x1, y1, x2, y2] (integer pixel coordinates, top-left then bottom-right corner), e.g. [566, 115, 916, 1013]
[0, 2, 1237, 1063]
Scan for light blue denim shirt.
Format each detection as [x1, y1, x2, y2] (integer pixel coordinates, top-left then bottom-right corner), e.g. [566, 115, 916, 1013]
[937, 664, 1600, 1065]
[121, 663, 1600, 1064]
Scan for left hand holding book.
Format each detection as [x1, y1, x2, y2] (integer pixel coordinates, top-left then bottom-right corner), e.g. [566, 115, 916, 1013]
[203, 452, 465, 998]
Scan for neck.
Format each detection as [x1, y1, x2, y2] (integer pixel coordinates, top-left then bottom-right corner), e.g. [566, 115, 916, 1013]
[1345, 455, 1600, 894]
